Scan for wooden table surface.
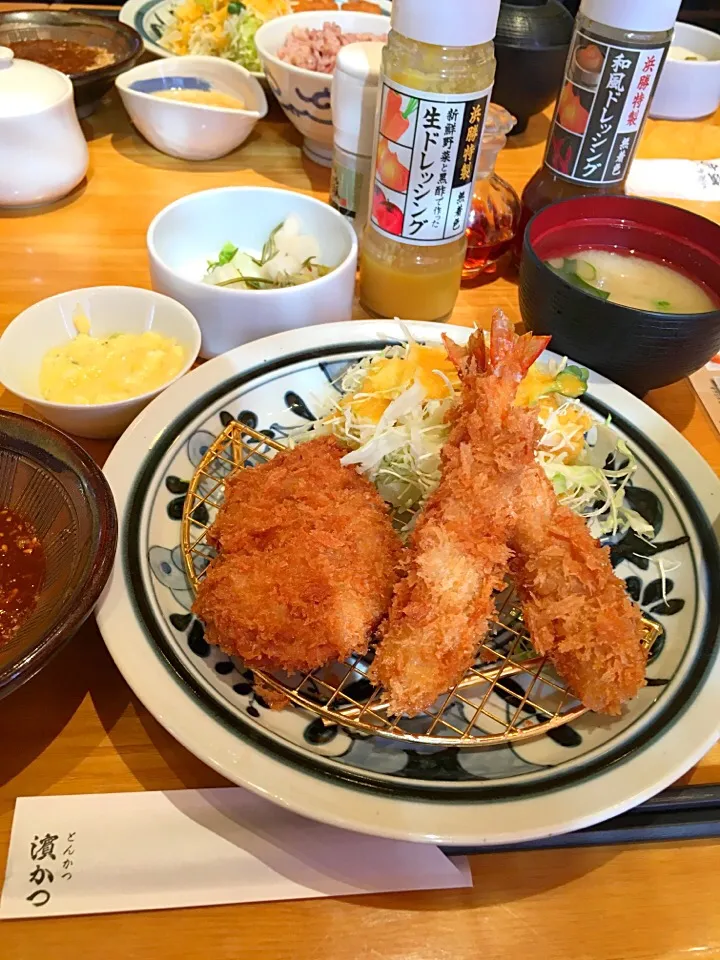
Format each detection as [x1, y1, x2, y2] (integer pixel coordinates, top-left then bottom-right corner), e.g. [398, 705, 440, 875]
[1, 34, 720, 956]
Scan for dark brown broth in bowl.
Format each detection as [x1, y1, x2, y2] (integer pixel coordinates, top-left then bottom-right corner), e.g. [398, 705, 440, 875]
[8, 38, 115, 74]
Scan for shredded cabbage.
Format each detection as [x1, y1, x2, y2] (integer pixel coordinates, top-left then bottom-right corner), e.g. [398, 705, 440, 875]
[303, 345, 454, 528]
[539, 435, 654, 541]
[641, 556, 681, 603]
[302, 344, 652, 541]
[160, 6, 264, 71]
[222, 11, 263, 71]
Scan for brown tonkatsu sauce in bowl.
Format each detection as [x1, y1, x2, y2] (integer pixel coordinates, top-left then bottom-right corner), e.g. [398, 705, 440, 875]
[0, 10, 142, 116]
[6, 38, 116, 75]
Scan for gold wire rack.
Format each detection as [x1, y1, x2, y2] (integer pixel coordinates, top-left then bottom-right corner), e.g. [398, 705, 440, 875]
[181, 422, 660, 749]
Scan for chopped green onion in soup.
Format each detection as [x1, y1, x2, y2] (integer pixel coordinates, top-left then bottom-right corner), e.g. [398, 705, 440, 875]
[545, 249, 716, 314]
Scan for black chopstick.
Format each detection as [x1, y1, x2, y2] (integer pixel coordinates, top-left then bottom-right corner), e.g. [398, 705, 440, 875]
[445, 785, 720, 854]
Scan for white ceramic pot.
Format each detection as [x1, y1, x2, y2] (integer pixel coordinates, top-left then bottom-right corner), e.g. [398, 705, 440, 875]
[255, 11, 388, 167]
[116, 55, 268, 161]
[0, 286, 201, 439]
[651, 23, 720, 121]
[147, 186, 359, 359]
[0, 46, 88, 208]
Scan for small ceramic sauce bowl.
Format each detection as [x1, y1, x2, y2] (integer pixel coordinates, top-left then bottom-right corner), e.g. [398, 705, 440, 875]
[116, 55, 268, 161]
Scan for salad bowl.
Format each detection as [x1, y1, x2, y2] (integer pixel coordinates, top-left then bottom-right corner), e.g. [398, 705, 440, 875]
[119, 0, 390, 84]
[147, 186, 358, 358]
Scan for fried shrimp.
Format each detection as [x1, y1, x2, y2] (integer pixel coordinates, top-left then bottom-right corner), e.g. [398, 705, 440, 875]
[373, 311, 645, 718]
[193, 436, 401, 674]
[371, 312, 549, 717]
[509, 465, 646, 715]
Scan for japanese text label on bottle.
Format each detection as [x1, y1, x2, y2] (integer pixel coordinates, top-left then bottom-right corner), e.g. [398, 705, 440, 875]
[370, 79, 492, 245]
[544, 32, 668, 185]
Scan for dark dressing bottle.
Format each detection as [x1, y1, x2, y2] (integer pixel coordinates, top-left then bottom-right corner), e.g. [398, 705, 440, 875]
[521, 0, 681, 223]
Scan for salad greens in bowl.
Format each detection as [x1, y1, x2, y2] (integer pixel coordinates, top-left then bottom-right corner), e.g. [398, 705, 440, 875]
[119, 0, 390, 77]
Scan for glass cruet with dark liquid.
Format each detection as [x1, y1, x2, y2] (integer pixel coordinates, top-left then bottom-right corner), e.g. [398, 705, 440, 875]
[463, 104, 520, 279]
[521, 0, 682, 224]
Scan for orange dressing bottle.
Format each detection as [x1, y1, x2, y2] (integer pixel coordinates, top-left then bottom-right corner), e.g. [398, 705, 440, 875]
[359, 0, 501, 321]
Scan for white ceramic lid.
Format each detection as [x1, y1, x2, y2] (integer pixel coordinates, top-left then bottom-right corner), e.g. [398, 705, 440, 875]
[0, 46, 71, 118]
[335, 40, 383, 84]
[391, 0, 501, 47]
[580, 0, 682, 34]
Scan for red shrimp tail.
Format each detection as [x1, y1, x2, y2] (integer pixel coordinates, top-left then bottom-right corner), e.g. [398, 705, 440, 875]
[517, 331, 551, 373]
[442, 312, 550, 382]
[442, 330, 485, 379]
[488, 310, 550, 381]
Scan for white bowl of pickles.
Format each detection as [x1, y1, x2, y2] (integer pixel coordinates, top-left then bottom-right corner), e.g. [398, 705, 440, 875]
[147, 186, 358, 358]
[0, 286, 201, 439]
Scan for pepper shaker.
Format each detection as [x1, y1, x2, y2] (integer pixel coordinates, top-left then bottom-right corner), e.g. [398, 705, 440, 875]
[330, 41, 383, 242]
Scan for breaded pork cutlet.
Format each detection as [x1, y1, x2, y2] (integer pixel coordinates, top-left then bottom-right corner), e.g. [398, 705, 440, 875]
[193, 436, 401, 675]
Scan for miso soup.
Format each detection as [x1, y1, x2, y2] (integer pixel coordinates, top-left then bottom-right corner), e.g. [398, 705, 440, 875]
[546, 249, 717, 314]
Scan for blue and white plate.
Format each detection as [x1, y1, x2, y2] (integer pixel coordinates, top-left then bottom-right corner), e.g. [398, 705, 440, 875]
[97, 320, 720, 846]
[119, 0, 392, 77]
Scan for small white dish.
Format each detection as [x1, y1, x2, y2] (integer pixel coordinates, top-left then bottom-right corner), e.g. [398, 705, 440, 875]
[0, 46, 88, 208]
[147, 186, 358, 359]
[116, 55, 267, 161]
[255, 10, 388, 166]
[0, 286, 201, 439]
[651, 22, 720, 121]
